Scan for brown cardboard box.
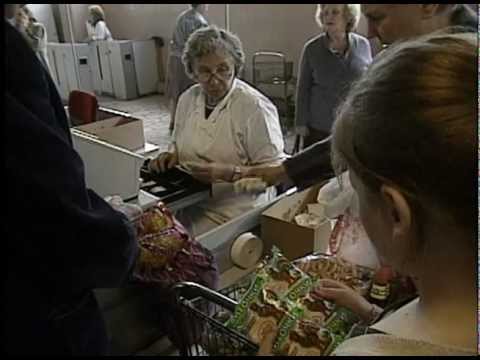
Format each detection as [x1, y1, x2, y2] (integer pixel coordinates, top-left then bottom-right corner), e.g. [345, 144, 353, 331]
[261, 183, 331, 261]
[74, 115, 145, 151]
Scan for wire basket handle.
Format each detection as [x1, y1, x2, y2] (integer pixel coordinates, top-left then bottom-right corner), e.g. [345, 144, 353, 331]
[173, 282, 238, 312]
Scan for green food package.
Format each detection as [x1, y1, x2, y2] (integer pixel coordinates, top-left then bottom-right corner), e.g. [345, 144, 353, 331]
[273, 305, 335, 356]
[323, 306, 362, 353]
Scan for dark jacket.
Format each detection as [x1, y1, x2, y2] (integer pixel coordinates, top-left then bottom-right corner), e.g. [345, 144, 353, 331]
[5, 21, 138, 355]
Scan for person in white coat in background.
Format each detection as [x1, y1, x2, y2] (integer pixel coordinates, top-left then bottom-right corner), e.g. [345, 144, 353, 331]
[150, 26, 286, 236]
[86, 5, 113, 41]
[15, 5, 52, 76]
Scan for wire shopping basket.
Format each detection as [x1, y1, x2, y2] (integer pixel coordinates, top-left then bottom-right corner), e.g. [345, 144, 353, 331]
[172, 275, 258, 356]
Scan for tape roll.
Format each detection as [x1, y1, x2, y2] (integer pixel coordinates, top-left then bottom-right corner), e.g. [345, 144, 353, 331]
[230, 232, 264, 269]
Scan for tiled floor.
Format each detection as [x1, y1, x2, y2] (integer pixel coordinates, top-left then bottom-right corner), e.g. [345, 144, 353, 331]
[98, 94, 172, 152]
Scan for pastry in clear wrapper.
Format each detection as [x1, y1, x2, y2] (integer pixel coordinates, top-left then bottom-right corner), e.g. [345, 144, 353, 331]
[300, 293, 334, 326]
[273, 306, 335, 356]
[137, 207, 173, 236]
[285, 321, 334, 356]
[225, 248, 365, 356]
[295, 253, 374, 296]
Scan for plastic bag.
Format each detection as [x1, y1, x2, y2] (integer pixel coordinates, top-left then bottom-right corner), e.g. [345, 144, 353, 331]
[132, 201, 219, 290]
[317, 172, 355, 219]
[316, 173, 380, 269]
[105, 195, 143, 222]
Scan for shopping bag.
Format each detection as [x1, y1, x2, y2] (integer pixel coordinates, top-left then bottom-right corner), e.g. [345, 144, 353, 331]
[132, 201, 219, 290]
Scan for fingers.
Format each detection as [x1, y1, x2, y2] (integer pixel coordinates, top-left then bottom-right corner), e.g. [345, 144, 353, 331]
[166, 154, 177, 170]
[312, 279, 350, 302]
[312, 287, 345, 301]
[159, 154, 171, 172]
[150, 153, 174, 173]
[315, 279, 349, 290]
[316, 278, 348, 289]
[149, 157, 161, 173]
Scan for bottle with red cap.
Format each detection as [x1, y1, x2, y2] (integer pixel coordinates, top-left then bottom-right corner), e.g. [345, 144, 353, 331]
[368, 265, 394, 308]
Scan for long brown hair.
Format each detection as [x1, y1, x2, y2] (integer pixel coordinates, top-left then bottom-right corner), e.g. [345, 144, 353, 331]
[332, 32, 477, 230]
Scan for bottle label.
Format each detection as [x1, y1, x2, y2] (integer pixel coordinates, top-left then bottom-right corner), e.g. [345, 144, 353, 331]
[370, 283, 390, 300]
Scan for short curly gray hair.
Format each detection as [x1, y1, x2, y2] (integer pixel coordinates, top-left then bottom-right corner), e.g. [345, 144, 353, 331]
[315, 4, 361, 33]
[182, 26, 245, 79]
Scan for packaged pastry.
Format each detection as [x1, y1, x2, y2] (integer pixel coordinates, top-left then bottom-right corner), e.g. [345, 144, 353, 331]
[285, 322, 335, 356]
[225, 248, 309, 336]
[225, 272, 269, 333]
[273, 306, 334, 356]
[133, 202, 218, 289]
[247, 290, 288, 344]
[262, 247, 307, 297]
[300, 292, 335, 327]
[295, 253, 374, 296]
[136, 205, 173, 236]
[226, 248, 362, 354]
[322, 306, 361, 352]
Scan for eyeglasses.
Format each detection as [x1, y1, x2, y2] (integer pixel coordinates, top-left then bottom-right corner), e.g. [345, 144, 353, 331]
[195, 65, 233, 83]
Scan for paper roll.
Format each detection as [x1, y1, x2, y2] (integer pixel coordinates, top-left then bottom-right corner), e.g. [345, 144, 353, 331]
[230, 232, 264, 269]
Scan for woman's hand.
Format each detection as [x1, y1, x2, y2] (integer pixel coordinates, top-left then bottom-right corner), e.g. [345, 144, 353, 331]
[312, 279, 380, 323]
[149, 151, 178, 173]
[186, 162, 235, 183]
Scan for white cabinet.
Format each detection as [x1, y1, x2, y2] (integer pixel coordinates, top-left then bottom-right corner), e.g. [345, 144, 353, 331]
[97, 41, 115, 96]
[48, 43, 80, 100]
[48, 43, 95, 100]
[48, 39, 159, 101]
[75, 43, 94, 94]
[109, 41, 138, 100]
[132, 40, 158, 96]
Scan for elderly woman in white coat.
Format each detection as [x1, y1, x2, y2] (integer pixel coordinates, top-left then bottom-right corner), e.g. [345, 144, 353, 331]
[150, 26, 286, 236]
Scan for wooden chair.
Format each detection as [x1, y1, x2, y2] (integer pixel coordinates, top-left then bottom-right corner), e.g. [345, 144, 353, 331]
[68, 90, 98, 126]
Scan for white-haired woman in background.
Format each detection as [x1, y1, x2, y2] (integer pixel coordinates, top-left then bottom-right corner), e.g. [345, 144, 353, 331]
[86, 5, 113, 41]
[296, 4, 372, 147]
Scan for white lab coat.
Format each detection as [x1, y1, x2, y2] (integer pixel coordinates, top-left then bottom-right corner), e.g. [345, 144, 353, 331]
[86, 20, 112, 41]
[173, 78, 286, 235]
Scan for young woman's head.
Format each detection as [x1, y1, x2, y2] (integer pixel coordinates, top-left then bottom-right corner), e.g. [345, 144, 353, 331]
[332, 32, 476, 274]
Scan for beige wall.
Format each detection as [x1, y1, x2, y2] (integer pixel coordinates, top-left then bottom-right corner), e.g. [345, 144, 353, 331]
[57, 4, 90, 43]
[229, 4, 367, 78]
[82, 4, 370, 82]
[101, 4, 226, 40]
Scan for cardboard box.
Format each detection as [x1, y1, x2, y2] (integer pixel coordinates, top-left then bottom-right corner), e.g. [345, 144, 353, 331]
[261, 183, 331, 261]
[74, 115, 145, 151]
[97, 107, 129, 121]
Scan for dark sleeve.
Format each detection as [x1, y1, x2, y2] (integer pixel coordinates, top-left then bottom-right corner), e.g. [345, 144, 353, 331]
[5, 22, 138, 291]
[295, 42, 313, 128]
[284, 139, 335, 190]
[6, 93, 139, 290]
